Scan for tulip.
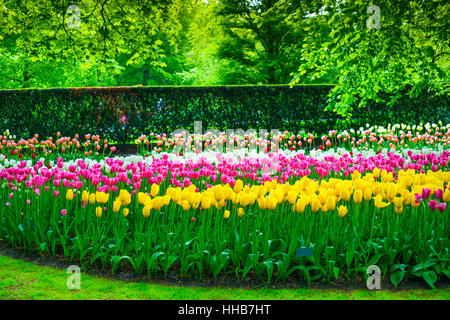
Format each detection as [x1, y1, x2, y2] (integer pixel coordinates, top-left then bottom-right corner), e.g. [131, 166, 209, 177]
[95, 206, 102, 218]
[374, 195, 390, 208]
[443, 189, 450, 202]
[395, 206, 403, 214]
[337, 205, 348, 217]
[393, 197, 403, 208]
[82, 190, 89, 202]
[66, 189, 74, 201]
[353, 189, 363, 204]
[437, 202, 446, 213]
[421, 188, 431, 199]
[143, 205, 151, 217]
[428, 200, 438, 211]
[435, 188, 443, 200]
[151, 183, 160, 197]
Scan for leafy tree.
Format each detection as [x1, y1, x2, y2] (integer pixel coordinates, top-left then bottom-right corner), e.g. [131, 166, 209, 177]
[216, 0, 307, 84]
[292, 0, 449, 117]
[0, 0, 174, 87]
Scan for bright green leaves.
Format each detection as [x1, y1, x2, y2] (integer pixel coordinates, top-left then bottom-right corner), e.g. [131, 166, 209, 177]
[292, 0, 449, 117]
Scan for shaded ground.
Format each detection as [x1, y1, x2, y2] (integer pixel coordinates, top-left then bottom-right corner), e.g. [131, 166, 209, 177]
[1, 245, 448, 293]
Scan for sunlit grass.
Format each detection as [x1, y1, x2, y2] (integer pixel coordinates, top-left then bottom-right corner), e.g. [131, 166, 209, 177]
[0, 255, 448, 300]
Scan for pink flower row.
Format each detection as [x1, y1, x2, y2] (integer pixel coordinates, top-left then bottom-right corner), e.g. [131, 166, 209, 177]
[0, 151, 449, 193]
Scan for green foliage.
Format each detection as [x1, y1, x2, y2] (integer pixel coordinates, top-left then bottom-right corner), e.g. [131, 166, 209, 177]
[292, 0, 449, 117]
[0, 0, 178, 88]
[216, 0, 306, 84]
[0, 179, 448, 286]
[0, 85, 448, 143]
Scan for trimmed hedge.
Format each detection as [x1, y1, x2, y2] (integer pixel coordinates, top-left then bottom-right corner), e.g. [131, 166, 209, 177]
[0, 85, 448, 143]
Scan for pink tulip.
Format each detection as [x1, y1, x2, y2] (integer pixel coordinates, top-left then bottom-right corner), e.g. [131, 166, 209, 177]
[437, 203, 447, 213]
[428, 200, 438, 211]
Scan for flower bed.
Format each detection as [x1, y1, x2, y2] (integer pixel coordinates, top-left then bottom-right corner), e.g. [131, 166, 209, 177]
[0, 123, 449, 288]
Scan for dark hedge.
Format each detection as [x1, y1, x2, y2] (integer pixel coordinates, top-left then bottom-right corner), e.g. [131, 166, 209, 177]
[0, 85, 448, 143]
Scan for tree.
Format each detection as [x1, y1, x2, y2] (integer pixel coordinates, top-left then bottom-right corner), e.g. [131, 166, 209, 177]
[0, 0, 174, 87]
[292, 0, 449, 117]
[216, 0, 307, 84]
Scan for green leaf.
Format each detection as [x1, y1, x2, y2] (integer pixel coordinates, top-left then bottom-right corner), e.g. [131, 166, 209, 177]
[422, 271, 438, 289]
[390, 270, 405, 287]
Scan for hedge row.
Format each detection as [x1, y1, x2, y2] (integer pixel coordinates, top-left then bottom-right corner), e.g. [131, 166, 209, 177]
[0, 85, 448, 143]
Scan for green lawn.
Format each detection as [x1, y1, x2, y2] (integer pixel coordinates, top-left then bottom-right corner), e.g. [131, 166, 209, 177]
[0, 255, 448, 300]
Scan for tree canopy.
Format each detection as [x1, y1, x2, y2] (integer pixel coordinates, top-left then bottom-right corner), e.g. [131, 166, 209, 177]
[0, 0, 447, 115]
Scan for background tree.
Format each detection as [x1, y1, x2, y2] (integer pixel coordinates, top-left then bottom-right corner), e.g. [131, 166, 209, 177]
[0, 0, 174, 87]
[215, 0, 307, 84]
[292, 0, 449, 117]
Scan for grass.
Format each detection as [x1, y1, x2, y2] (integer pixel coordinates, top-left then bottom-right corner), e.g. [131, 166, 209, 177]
[0, 255, 448, 300]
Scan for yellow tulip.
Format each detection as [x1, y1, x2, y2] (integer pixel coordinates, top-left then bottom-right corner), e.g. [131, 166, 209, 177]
[374, 195, 390, 208]
[113, 199, 121, 213]
[214, 185, 224, 201]
[393, 197, 403, 208]
[443, 189, 450, 202]
[138, 192, 147, 205]
[295, 198, 306, 213]
[150, 183, 160, 197]
[287, 190, 297, 204]
[234, 179, 243, 193]
[224, 210, 230, 219]
[95, 191, 109, 204]
[325, 195, 336, 211]
[238, 207, 245, 217]
[353, 189, 363, 204]
[153, 197, 164, 210]
[267, 197, 278, 210]
[341, 187, 352, 202]
[311, 198, 321, 213]
[373, 168, 380, 179]
[386, 183, 397, 201]
[119, 189, 131, 206]
[66, 189, 74, 201]
[163, 195, 171, 206]
[363, 188, 372, 202]
[123, 208, 129, 217]
[201, 197, 212, 210]
[395, 206, 403, 214]
[351, 170, 361, 180]
[338, 205, 348, 217]
[143, 205, 151, 217]
[319, 191, 328, 205]
[257, 197, 267, 210]
[182, 200, 191, 211]
[95, 206, 103, 218]
[81, 190, 89, 202]
[89, 193, 96, 205]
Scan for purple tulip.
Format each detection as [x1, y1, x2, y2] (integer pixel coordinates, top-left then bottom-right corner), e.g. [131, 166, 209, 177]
[435, 188, 443, 199]
[428, 199, 438, 211]
[437, 203, 447, 213]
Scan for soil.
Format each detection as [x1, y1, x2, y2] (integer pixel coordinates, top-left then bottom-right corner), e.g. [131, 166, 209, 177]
[1, 244, 448, 291]
[110, 144, 140, 156]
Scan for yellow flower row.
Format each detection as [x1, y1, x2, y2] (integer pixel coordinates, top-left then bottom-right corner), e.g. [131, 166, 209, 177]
[67, 169, 450, 218]
[134, 169, 450, 217]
